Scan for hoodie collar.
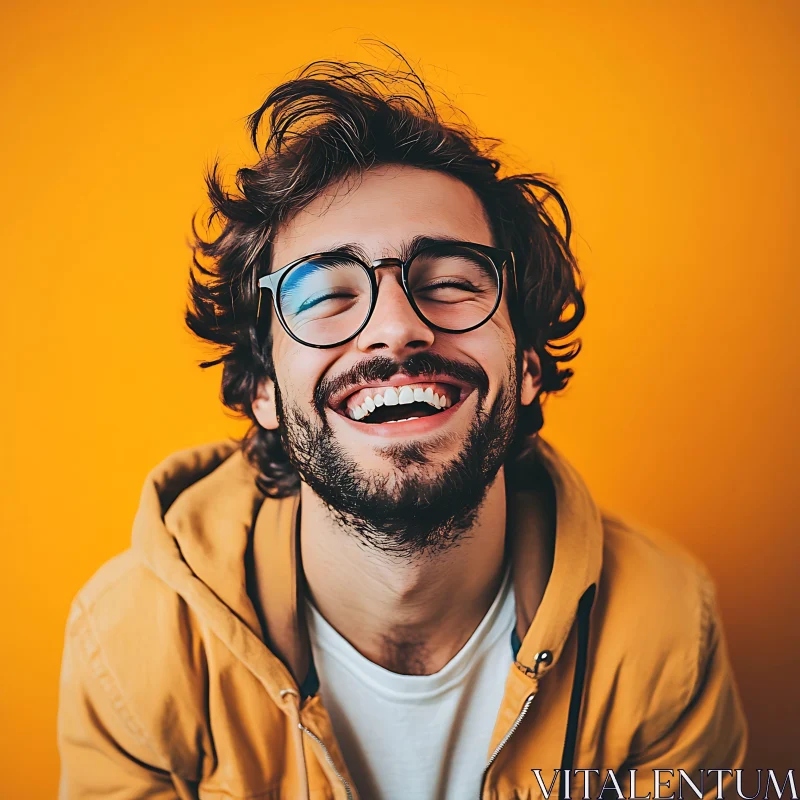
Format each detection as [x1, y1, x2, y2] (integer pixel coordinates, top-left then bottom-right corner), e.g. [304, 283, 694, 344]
[131, 435, 603, 694]
[131, 440, 298, 706]
[508, 437, 603, 675]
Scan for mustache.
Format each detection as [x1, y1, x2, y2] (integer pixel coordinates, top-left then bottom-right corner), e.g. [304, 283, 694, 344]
[314, 352, 491, 413]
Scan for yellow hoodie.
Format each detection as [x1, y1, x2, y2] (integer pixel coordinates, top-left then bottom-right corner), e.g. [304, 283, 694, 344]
[57, 436, 747, 799]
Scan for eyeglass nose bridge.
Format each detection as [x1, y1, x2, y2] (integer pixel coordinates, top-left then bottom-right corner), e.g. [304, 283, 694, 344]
[360, 256, 421, 332]
[370, 257, 405, 270]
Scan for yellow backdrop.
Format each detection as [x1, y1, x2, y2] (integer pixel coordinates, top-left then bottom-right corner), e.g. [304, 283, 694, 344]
[2, 1, 797, 795]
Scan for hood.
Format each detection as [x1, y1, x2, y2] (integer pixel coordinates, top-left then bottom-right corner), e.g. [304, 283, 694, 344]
[130, 435, 603, 701]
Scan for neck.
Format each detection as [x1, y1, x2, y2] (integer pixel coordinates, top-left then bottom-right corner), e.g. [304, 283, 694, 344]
[299, 468, 509, 675]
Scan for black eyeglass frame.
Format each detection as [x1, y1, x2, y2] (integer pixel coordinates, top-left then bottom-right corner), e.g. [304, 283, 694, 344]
[255, 240, 517, 349]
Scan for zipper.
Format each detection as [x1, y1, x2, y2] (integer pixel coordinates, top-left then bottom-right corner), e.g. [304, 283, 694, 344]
[479, 691, 537, 798]
[480, 589, 595, 800]
[479, 648, 550, 798]
[301, 724, 354, 800]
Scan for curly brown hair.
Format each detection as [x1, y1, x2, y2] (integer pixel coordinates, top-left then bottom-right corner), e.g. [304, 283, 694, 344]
[186, 57, 585, 498]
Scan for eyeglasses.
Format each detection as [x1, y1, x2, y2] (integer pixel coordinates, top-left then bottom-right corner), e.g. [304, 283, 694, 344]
[255, 239, 516, 349]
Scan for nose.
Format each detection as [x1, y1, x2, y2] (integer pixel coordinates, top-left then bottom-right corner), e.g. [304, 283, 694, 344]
[355, 265, 435, 356]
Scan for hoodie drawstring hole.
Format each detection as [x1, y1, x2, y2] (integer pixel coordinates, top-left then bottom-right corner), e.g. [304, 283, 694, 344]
[533, 650, 553, 676]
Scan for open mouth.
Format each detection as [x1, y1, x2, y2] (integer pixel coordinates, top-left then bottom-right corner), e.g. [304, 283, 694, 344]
[332, 380, 466, 425]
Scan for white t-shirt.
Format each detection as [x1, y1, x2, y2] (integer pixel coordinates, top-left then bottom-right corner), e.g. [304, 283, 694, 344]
[305, 569, 516, 800]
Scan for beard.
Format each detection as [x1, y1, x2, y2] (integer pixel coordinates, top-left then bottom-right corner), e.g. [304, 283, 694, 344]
[273, 351, 522, 559]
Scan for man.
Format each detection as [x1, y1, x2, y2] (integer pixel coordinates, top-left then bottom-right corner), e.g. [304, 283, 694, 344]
[58, 58, 747, 800]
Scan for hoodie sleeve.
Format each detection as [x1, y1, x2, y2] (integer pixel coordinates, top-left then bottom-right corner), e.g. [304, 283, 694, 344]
[57, 601, 190, 800]
[618, 578, 748, 798]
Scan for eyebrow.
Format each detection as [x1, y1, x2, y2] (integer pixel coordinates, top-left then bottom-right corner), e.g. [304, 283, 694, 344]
[293, 234, 471, 266]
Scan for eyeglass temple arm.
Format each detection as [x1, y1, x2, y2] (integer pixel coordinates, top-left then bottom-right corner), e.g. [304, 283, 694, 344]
[256, 272, 283, 324]
[508, 251, 519, 301]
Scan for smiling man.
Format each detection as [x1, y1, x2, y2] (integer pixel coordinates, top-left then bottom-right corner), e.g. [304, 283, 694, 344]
[58, 60, 747, 800]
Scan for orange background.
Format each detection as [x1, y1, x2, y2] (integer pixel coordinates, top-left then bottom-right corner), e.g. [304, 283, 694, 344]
[2, 1, 798, 795]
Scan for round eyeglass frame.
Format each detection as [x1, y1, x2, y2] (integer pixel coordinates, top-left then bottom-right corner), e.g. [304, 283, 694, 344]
[255, 240, 517, 349]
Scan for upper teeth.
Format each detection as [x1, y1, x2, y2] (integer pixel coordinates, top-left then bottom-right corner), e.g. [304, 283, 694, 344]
[349, 384, 452, 420]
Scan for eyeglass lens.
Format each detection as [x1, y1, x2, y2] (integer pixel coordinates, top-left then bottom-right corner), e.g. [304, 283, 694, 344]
[277, 246, 500, 347]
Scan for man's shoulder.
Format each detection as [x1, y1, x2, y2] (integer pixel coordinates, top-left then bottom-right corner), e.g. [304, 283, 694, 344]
[600, 510, 714, 592]
[592, 512, 723, 739]
[62, 550, 211, 773]
[69, 548, 184, 635]
[598, 511, 717, 648]
[65, 548, 207, 684]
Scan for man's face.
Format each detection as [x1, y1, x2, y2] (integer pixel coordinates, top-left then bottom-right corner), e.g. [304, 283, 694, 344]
[253, 164, 541, 554]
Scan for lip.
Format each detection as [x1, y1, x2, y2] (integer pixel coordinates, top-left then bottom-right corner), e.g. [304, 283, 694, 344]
[327, 389, 476, 438]
[327, 372, 476, 412]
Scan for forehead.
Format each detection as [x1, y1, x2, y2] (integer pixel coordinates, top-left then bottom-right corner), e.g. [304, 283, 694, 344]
[270, 164, 494, 266]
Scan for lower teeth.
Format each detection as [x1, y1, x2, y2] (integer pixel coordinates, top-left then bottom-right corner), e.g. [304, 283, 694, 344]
[385, 417, 419, 424]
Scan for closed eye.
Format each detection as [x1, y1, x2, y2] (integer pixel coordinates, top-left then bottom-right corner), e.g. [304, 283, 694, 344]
[294, 290, 358, 314]
[415, 279, 483, 296]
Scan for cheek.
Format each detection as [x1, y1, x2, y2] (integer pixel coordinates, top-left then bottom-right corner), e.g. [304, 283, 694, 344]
[450, 325, 517, 391]
[493, 297, 519, 344]
[271, 328, 338, 407]
[472, 303, 518, 358]
[270, 330, 306, 398]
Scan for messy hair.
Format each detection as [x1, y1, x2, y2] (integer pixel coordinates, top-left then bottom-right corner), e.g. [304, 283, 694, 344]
[186, 56, 585, 498]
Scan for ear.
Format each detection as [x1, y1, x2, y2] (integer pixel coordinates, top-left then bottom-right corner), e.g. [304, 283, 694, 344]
[252, 377, 280, 430]
[520, 348, 543, 407]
